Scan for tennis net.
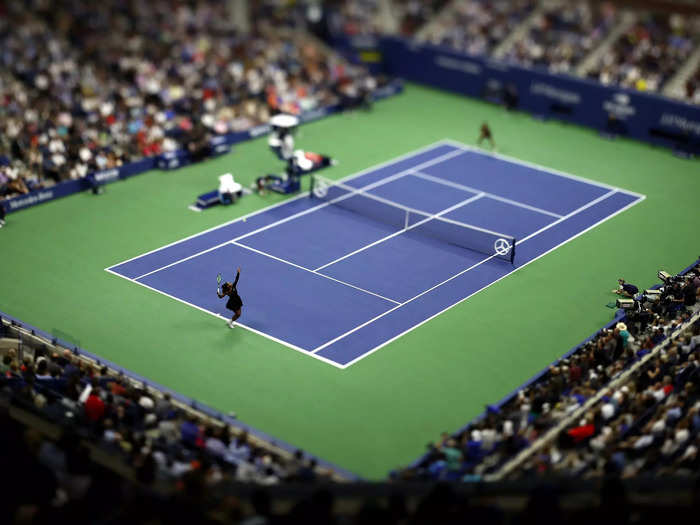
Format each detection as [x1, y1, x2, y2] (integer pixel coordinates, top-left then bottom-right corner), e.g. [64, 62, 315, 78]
[310, 175, 516, 263]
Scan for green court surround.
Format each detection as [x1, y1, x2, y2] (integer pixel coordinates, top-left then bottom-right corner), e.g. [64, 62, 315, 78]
[1, 84, 698, 479]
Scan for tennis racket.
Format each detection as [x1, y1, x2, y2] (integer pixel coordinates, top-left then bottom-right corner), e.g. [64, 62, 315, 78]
[217, 273, 222, 294]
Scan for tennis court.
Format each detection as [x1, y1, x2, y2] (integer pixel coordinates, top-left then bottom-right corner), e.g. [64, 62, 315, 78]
[106, 139, 644, 368]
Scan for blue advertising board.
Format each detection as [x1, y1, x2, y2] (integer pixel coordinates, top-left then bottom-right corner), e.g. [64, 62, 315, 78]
[4, 179, 86, 213]
[380, 37, 700, 155]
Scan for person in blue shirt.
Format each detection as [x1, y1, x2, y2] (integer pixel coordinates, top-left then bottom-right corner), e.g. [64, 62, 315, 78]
[613, 279, 638, 297]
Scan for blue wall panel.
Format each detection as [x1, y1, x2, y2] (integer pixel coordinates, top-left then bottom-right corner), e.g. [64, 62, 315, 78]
[381, 37, 700, 154]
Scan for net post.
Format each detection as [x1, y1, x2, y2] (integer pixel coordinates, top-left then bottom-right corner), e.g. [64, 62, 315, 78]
[510, 239, 516, 265]
[309, 175, 316, 198]
[404, 210, 409, 230]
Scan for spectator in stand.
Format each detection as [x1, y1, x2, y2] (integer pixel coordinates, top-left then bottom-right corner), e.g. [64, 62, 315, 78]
[84, 386, 106, 424]
[181, 415, 203, 448]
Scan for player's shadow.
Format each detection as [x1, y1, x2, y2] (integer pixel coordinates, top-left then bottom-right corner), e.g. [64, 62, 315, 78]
[192, 316, 247, 349]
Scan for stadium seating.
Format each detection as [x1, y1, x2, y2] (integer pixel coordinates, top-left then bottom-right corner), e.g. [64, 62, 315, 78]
[503, 1, 622, 74]
[417, 0, 539, 57]
[511, 316, 700, 478]
[0, 0, 375, 203]
[0, 317, 340, 490]
[3, 0, 698, 207]
[326, 0, 700, 103]
[331, 0, 383, 36]
[585, 12, 699, 92]
[395, 260, 700, 482]
[2, 392, 697, 524]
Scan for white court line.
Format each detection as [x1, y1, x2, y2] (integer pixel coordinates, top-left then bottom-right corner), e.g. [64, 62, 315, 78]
[410, 171, 563, 219]
[232, 147, 466, 245]
[107, 138, 648, 369]
[443, 138, 646, 199]
[127, 146, 468, 281]
[337, 193, 646, 369]
[104, 268, 345, 369]
[313, 193, 486, 272]
[516, 190, 617, 243]
[106, 140, 461, 271]
[311, 188, 624, 358]
[312, 254, 496, 355]
[232, 241, 401, 305]
[134, 242, 234, 281]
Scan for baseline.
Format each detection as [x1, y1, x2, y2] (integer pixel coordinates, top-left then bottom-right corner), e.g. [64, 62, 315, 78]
[444, 139, 645, 199]
[104, 267, 346, 369]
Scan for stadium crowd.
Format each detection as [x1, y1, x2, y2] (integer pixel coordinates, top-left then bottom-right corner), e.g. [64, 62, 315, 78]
[396, 261, 700, 482]
[2, 0, 699, 207]
[325, 0, 700, 104]
[392, 0, 450, 37]
[0, 0, 372, 202]
[329, 0, 383, 37]
[587, 12, 700, 93]
[0, 338, 329, 494]
[514, 269, 700, 479]
[4, 398, 696, 525]
[418, 0, 538, 57]
[515, 318, 700, 478]
[504, 1, 621, 74]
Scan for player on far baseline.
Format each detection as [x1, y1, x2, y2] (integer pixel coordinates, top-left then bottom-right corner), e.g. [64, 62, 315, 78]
[477, 122, 496, 150]
[218, 267, 243, 329]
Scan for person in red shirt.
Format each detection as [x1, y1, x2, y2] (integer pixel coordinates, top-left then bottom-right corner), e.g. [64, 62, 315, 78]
[85, 387, 106, 422]
[567, 421, 595, 443]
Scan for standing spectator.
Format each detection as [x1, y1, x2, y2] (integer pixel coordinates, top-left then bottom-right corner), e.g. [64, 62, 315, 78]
[616, 322, 631, 348]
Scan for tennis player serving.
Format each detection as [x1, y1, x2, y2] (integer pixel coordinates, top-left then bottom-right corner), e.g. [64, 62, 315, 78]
[218, 267, 243, 329]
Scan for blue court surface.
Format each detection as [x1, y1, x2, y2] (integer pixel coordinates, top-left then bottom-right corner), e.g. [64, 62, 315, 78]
[106, 140, 644, 369]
